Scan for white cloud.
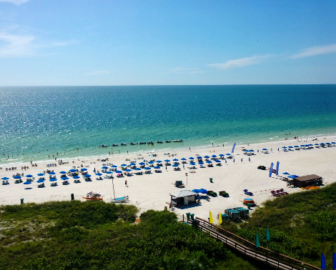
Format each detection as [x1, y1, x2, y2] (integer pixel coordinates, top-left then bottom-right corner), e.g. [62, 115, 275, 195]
[170, 67, 203, 74]
[0, 0, 28, 5]
[291, 44, 336, 59]
[0, 33, 34, 57]
[86, 70, 111, 76]
[208, 54, 272, 69]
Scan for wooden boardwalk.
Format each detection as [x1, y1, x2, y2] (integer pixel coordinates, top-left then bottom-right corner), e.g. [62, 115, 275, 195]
[191, 218, 319, 270]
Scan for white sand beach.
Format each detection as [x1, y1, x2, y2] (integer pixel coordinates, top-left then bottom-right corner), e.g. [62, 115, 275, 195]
[1, 136, 336, 223]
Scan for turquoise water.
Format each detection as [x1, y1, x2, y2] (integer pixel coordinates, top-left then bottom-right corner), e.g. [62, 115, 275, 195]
[1, 85, 336, 164]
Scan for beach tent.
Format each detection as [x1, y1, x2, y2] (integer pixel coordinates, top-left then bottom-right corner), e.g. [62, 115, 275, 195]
[170, 190, 196, 206]
[293, 174, 322, 187]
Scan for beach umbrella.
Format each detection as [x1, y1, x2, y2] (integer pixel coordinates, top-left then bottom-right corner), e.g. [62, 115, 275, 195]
[315, 143, 319, 145]
[73, 175, 80, 179]
[154, 166, 160, 169]
[59, 171, 67, 174]
[49, 172, 56, 175]
[198, 161, 204, 164]
[130, 163, 136, 166]
[262, 148, 268, 151]
[84, 174, 91, 177]
[173, 158, 179, 161]
[204, 155, 210, 158]
[116, 170, 123, 173]
[215, 160, 221, 163]
[226, 153, 231, 156]
[332, 142, 336, 145]
[61, 177, 69, 180]
[105, 171, 113, 174]
[189, 157, 194, 160]
[69, 169, 77, 172]
[139, 162, 145, 165]
[206, 160, 212, 164]
[37, 173, 45, 176]
[23, 181, 31, 185]
[36, 179, 44, 183]
[192, 189, 200, 193]
[249, 149, 254, 152]
[199, 188, 208, 194]
[121, 164, 127, 167]
[172, 164, 179, 167]
[134, 168, 141, 171]
[288, 175, 297, 179]
[111, 165, 118, 168]
[282, 172, 290, 176]
[294, 145, 299, 148]
[49, 178, 57, 182]
[212, 155, 217, 157]
[26, 174, 33, 178]
[190, 162, 196, 165]
[81, 168, 87, 171]
[288, 146, 293, 148]
[181, 158, 186, 161]
[148, 161, 154, 164]
[102, 166, 108, 169]
[156, 160, 162, 163]
[13, 175, 21, 179]
[144, 167, 151, 170]
[219, 154, 224, 156]
[125, 169, 132, 172]
[164, 159, 170, 162]
[96, 173, 102, 176]
[197, 156, 202, 159]
[2, 177, 9, 180]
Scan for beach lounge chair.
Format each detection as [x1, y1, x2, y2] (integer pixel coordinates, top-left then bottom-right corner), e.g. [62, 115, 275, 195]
[279, 188, 288, 195]
[271, 190, 280, 197]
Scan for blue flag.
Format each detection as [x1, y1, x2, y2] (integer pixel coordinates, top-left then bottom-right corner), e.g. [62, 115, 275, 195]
[321, 253, 326, 270]
[333, 252, 336, 270]
[276, 161, 280, 176]
[231, 143, 236, 154]
[269, 163, 274, 177]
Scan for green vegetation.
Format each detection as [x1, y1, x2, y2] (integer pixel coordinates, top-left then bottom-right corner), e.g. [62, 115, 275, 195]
[0, 201, 260, 270]
[222, 183, 336, 268]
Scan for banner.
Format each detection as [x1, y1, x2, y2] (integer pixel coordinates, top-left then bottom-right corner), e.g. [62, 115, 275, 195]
[269, 162, 274, 177]
[231, 143, 236, 154]
[276, 161, 280, 176]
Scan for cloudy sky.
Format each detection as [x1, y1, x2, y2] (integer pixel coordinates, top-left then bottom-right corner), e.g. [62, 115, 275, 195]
[0, 0, 335, 85]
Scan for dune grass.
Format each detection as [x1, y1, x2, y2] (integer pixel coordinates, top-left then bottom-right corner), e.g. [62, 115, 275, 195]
[221, 183, 336, 268]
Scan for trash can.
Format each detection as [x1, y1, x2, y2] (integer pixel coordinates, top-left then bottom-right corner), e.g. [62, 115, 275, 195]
[247, 203, 251, 210]
[210, 178, 213, 183]
[20, 198, 24, 204]
[186, 212, 191, 220]
[190, 213, 195, 220]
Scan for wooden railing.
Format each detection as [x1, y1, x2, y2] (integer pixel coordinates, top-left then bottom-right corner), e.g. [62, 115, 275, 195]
[191, 218, 319, 270]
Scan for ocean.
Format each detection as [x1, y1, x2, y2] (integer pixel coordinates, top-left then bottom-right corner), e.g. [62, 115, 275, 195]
[1, 85, 336, 164]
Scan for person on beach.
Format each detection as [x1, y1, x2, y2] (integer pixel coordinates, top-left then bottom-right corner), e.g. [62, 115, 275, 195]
[249, 157, 251, 162]
[241, 158, 243, 162]
[125, 180, 127, 187]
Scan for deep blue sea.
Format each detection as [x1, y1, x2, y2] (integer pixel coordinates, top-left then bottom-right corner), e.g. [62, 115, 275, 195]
[1, 85, 336, 164]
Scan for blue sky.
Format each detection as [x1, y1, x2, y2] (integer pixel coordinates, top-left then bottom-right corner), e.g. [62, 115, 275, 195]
[0, 0, 335, 85]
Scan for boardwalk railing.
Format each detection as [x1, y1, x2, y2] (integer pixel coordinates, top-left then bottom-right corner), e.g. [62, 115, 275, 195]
[192, 217, 319, 270]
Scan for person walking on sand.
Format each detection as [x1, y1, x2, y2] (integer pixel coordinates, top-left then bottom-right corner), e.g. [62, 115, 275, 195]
[125, 180, 127, 187]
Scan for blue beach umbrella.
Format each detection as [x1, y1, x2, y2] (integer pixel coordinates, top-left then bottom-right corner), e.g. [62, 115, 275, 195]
[198, 161, 204, 164]
[116, 170, 123, 173]
[262, 148, 268, 151]
[139, 162, 145, 165]
[59, 171, 67, 174]
[294, 146, 299, 148]
[189, 157, 194, 160]
[37, 173, 45, 176]
[288, 175, 298, 179]
[204, 155, 210, 158]
[249, 149, 254, 152]
[190, 162, 196, 165]
[197, 156, 202, 159]
[125, 169, 132, 172]
[173, 158, 179, 161]
[130, 163, 136, 166]
[282, 172, 290, 175]
[81, 168, 87, 171]
[219, 154, 224, 157]
[212, 155, 217, 157]
[134, 168, 141, 171]
[206, 160, 212, 164]
[84, 174, 91, 177]
[23, 181, 31, 185]
[148, 161, 154, 164]
[282, 146, 287, 149]
[215, 160, 221, 163]
[288, 146, 293, 148]
[102, 166, 108, 169]
[192, 189, 200, 193]
[121, 164, 127, 167]
[69, 169, 77, 172]
[111, 165, 118, 168]
[61, 177, 69, 180]
[181, 158, 186, 161]
[144, 167, 151, 170]
[164, 159, 170, 162]
[49, 172, 56, 175]
[37, 179, 44, 183]
[105, 171, 113, 174]
[226, 153, 231, 156]
[156, 160, 162, 163]
[172, 164, 179, 167]
[199, 188, 208, 194]
[73, 175, 80, 179]
[49, 178, 57, 182]
[26, 174, 33, 178]
[2, 177, 9, 180]
[96, 173, 102, 176]
[14, 175, 21, 179]
[315, 143, 319, 146]
[154, 166, 160, 169]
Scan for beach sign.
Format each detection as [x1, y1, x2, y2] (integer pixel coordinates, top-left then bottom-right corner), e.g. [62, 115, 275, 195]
[269, 162, 274, 177]
[219, 213, 222, 225]
[209, 211, 213, 224]
[276, 161, 280, 176]
[321, 253, 326, 270]
[231, 143, 236, 154]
